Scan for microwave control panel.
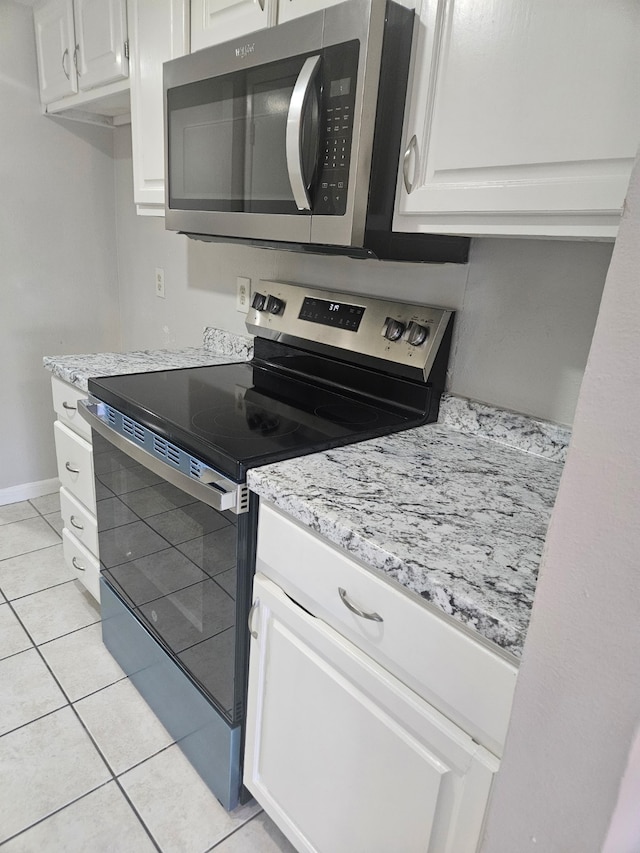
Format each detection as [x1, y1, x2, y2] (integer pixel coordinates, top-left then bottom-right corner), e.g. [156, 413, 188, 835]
[315, 41, 359, 216]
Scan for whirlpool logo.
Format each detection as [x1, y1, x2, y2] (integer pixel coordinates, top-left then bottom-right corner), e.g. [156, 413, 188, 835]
[235, 43, 255, 59]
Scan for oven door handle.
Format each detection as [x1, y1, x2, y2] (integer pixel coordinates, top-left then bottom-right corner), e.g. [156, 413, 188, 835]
[286, 55, 320, 211]
[78, 398, 245, 514]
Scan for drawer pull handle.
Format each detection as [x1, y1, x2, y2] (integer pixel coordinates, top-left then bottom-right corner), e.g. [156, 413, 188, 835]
[72, 556, 86, 572]
[402, 134, 418, 195]
[62, 401, 77, 411]
[65, 462, 80, 474]
[70, 515, 84, 531]
[338, 588, 383, 623]
[248, 599, 260, 639]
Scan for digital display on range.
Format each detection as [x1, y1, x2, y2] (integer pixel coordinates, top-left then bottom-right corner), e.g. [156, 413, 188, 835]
[298, 297, 365, 332]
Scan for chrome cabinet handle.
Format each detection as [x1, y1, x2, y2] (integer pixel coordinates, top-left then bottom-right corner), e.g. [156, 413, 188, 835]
[73, 45, 81, 76]
[248, 599, 260, 639]
[62, 48, 70, 80]
[72, 556, 86, 572]
[62, 401, 77, 411]
[338, 588, 383, 623]
[402, 134, 418, 195]
[286, 55, 321, 211]
[70, 515, 84, 530]
[65, 462, 80, 474]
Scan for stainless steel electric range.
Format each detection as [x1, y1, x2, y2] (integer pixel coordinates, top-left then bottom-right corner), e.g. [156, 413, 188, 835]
[79, 281, 454, 811]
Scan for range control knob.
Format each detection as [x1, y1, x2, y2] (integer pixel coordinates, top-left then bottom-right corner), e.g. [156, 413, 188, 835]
[265, 295, 285, 315]
[251, 292, 266, 311]
[405, 321, 429, 347]
[382, 317, 406, 342]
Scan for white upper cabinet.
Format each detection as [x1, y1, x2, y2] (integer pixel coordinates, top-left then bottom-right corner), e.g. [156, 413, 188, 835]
[34, 0, 130, 115]
[190, 0, 273, 52]
[276, 0, 344, 24]
[191, 0, 354, 48]
[129, 0, 189, 212]
[394, 0, 640, 239]
[73, 0, 129, 91]
[34, 0, 78, 104]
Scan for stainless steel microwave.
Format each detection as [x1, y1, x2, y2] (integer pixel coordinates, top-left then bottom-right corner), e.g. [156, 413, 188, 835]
[163, 0, 469, 263]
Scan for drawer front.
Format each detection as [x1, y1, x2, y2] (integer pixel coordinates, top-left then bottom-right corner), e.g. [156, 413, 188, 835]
[60, 487, 98, 558]
[54, 421, 96, 512]
[62, 528, 100, 602]
[256, 502, 518, 757]
[51, 376, 92, 441]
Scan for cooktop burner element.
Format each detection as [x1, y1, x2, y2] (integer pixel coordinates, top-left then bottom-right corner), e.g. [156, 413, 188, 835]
[192, 405, 301, 440]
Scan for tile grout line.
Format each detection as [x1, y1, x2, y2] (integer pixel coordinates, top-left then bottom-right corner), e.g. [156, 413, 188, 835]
[3, 577, 81, 604]
[0, 538, 64, 567]
[0, 499, 271, 853]
[1, 591, 167, 852]
[205, 810, 265, 852]
[0, 779, 114, 849]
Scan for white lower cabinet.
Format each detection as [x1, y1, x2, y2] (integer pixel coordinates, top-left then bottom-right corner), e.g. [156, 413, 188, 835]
[62, 528, 101, 600]
[54, 420, 95, 511]
[51, 376, 100, 602]
[60, 486, 99, 556]
[245, 574, 498, 853]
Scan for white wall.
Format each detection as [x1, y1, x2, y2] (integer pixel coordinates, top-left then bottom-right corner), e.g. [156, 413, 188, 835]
[0, 0, 121, 496]
[480, 153, 640, 852]
[114, 126, 611, 427]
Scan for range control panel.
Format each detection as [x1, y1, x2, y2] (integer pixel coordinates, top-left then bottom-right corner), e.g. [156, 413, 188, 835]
[246, 281, 454, 381]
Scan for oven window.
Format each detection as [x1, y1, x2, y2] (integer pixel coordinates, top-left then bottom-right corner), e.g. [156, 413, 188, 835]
[93, 434, 245, 722]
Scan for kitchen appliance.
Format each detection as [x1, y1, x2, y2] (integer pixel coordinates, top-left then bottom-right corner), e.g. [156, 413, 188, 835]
[163, 0, 469, 263]
[78, 282, 454, 810]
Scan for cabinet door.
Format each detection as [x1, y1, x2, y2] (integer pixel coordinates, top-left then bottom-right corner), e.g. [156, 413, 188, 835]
[34, 0, 78, 104]
[51, 376, 92, 441]
[54, 421, 96, 514]
[190, 0, 273, 52]
[245, 575, 498, 853]
[62, 528, 101, 601]
[276, 0, 343, 24]
[73, 0, 128, 91]
[129, 0, 189, 212]
[394, 0, 640, 238]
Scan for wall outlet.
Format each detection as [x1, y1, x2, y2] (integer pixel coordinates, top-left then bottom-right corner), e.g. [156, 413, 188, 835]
[155, 268, 165, 299]
[236, 276, 251, 313]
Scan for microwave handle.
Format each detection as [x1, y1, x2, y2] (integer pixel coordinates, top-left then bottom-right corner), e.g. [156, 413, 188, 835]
[286, 55, 321, 211]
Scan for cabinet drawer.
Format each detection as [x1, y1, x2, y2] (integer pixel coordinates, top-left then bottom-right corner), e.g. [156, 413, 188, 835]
[62, 528, 100, 602]
[51, 376, 92, 441]
[256, 502, 518, 757]
[60, 487, 98, 558]
[54, 421, 96, 512]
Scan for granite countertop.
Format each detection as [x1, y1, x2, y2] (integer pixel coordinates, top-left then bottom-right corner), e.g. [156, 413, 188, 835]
[43, 328, 253, 390]
[248, 396, 570, 660]
[44, 334, 567, 660]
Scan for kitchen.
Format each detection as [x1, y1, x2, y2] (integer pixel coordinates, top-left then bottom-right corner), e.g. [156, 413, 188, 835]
[1, 0, 639, 850]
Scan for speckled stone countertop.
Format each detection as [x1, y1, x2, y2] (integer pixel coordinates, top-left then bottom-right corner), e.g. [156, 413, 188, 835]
[44, 334, 568, 659]
[248, 397, 570, 660]
[43, 328, 253, 390]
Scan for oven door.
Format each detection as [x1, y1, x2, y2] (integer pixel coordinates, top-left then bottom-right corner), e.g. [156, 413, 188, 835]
[82, 405, 256, 729]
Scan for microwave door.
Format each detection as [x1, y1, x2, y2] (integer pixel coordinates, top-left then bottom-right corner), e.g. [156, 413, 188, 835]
[168, 76, 248, 211]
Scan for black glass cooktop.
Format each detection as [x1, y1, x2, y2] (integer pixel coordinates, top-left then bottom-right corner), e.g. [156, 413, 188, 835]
[88, 342, 434, 481]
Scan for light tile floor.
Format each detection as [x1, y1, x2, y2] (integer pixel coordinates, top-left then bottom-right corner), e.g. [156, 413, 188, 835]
[0, 494, 296, 853]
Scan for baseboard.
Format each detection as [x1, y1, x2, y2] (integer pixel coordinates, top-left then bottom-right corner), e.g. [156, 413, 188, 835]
[0, 478, 60, 507]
